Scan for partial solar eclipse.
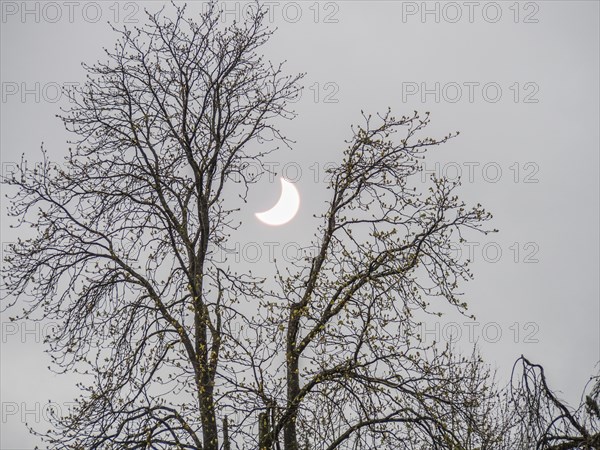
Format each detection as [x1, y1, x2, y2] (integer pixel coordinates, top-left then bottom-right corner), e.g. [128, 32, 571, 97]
[255, 177, 300, 226]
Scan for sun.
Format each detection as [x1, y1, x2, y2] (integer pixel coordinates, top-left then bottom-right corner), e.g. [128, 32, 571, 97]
[255, 177, 300, 226]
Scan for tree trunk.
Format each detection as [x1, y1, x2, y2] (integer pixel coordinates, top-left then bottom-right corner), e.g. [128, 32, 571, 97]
[259, 411, 271, 450]
[284, 354, 300, 450]
[200, 381, 218, 450]
[223, 416, 231, 450]
[197, 312, 218, 449]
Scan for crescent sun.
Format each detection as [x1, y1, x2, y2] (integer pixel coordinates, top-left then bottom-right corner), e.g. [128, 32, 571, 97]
[255, 177, 300, 226]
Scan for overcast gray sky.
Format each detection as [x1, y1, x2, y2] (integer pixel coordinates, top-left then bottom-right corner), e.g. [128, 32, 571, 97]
[1, 1, 599, 448]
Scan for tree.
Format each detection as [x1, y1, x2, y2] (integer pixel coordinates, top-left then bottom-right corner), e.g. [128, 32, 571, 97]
[2, 3, 501, 449]
[508, 356, 600, 450]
